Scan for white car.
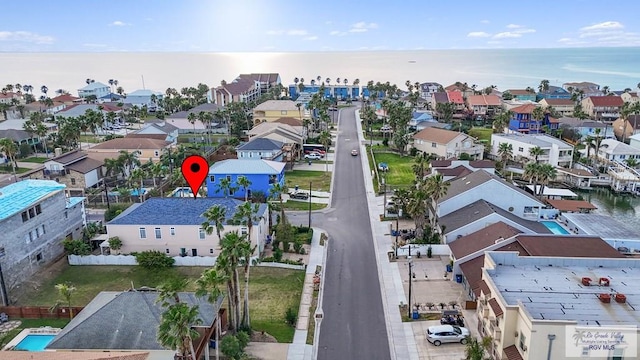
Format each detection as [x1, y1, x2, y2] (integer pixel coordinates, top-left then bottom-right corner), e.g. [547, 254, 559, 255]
[304, 153, 323, 160]
[426, 325, 470, 346]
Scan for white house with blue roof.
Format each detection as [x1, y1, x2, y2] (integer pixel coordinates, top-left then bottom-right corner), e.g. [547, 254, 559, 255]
[207, 159, 286, 199]
[106, 198, 269, 257]
[0, 180, 85, 304]
[125, 89, 164, 110]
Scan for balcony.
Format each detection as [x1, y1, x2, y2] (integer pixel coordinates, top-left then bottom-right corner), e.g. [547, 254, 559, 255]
[44, 169, 67, 176]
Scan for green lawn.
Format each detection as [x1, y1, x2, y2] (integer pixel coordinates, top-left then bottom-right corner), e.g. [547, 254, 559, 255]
[372, 152, 416, 187]
[468, 127, 493, 142]
[0, 166, 32, 174]
[0, 318, 70, 348]
[282, 201, 327, 211]
[285, 170, 332, 192]
[14, 265, 303, 343]
[20, 156, 48, 163]
[79, 134, 101, 143]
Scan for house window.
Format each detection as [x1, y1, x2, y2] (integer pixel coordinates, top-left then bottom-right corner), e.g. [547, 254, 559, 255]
[281, 110, 287, 115]
[209, 175, 215, 182]
[35, 204, 42, 215]
[0, 247, 5, 257]
[166, 249, 170, 254]
[431, 142, 437, 148]
[28, 231, 33, 243]
[170, 227, 176, 236]
[154, 151, 159, 157]
[21, 211, 28, 222]
[199, 228, 205, 239]
[155, 228, 162, 239]
[241, 227, 248, 235]
[64, 211, 68, 219]
[35, 227, 40, 238]
[518, 147, 524, 152]
[25, 234, 30, 244]
[41, 224, 45, 234]
[139, 228, 147, 239]
[210, 249, 214, 254]
[71, 178, 76, 185]
[226, 175, 231, 181]
[519, 333, 526, 351]
[35, 252, 43, 262]
[29, 208, 35, 218]
[269, 175, 277, 184]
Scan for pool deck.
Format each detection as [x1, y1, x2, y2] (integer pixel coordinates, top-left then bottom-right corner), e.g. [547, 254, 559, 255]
[2, 327, 61, 351]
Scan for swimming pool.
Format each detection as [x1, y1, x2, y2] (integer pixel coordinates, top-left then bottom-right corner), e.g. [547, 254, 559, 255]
[15, 334, 55, 351]
[170, 187, 202, 197]
[541, 221, 570, 235]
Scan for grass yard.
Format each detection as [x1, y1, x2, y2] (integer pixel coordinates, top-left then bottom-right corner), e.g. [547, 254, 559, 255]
[15, 264, 304, 343]
[468, 127, 493, 143]
[285, 170, 332, 192]
[371, 152, 416, 187]
[282, 201, 327, 211]
[0, 318, 70, 349]
[0, 165, 32, 174]
[79, 134, 101, 143]
[20, 157, 48, 163]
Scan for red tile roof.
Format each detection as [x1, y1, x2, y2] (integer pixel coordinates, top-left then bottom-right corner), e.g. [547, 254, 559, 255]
[542, 98, 574, 106]
[446, 91, 465, 104]
[52, 94, 80, 102]
[478, 280, 491, 297]
[467, 94, 501, 106]
[504, 345, 524, 360]
[430, 160, 452, 168]
[588, 96, 624, 107]
[435, 165, 472, 178]
[545, 199, 597, 212]
[511, 104, 538, 114]
[488, 298, 503, 316]
[507, 89, 535, 96]
[449, 222, 522, 259]
[515, 235, 624, 258]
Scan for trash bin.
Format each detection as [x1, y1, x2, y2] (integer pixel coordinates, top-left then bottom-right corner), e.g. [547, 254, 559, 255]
[412, 311, 419, 320]
[209, 339, 216, 349]
[456, 274, 463, 283]
[446, 264, 452, 272]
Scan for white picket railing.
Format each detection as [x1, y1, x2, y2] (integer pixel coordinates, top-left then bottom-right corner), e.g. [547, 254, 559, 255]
[68, 255, 305, 269]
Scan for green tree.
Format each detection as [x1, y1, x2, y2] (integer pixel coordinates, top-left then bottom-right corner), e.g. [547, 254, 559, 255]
[202, 204, 227, 247]
[233, 202, 261, 329]
[528, 146, 544, 163]
[465, 336, 492, 360]
[216, 177, 237, 198]
[0, 138, 18, 176]
[497, 142, 513, 166]
[157, 302, 201, 359]
[107, 236, 122, 254]
[236, 176, 252, 202]
[424, 173, 449, 229]
[50, 283, 77, 319]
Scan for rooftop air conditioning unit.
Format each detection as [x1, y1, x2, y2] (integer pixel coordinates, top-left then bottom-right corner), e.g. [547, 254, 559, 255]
[599, 293, 611, 303]
[599, 277, 610, 287]
[615, 294, 627, 303]
[581, 277, 592, 286]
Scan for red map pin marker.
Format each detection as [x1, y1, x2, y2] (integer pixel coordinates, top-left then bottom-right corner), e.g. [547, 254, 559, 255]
[181, 155, 209, 199]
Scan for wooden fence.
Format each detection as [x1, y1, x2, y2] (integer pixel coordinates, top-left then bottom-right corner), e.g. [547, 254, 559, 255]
[0, 306, 84, 319]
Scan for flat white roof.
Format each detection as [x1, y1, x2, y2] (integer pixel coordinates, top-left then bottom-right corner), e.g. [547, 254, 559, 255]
[492, 133, 573, 149]
[526, 185, 577, 197]
[486, 252, 640, 326]
[564, 213, 640, 241]
[0, 119, 57, 131]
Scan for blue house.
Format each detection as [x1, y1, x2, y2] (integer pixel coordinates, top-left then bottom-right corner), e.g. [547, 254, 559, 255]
[207, 159, 286, 199]
[536, 85, 571, 101]
[289, 84, 359, 100]
[362, 87, 385, 100]
[236, 138, 284, 161]
[508, 104, 558, 134]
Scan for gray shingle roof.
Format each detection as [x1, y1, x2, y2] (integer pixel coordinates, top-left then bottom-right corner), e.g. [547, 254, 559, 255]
[438, 199, 551, 235]
[108, 197, 267, 225]
[439, 170, 541, 204]
[0, 129, 32, 142]
[237, 138, 283, 151]
[47, 291, 223, 350]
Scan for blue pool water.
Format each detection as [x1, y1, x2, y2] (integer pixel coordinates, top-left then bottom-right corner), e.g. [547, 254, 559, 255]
[541, 221, 570, 235]
[172, 188, 193, 197]
[15, 334, 55, 351]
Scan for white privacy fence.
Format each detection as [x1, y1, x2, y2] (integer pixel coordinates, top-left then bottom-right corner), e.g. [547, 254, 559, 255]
[395, 244, 450, 257]
[68, 255, 304, 269]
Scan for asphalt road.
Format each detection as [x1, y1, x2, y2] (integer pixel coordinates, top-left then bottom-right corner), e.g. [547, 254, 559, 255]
[288, 106, 391, 360]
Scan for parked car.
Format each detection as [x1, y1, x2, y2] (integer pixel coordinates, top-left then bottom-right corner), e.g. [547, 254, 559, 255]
[304, 153, 323, 160]
[351, 149, 358, 156]
[289, 191, 309, 200]
[426, 325, 469, 346]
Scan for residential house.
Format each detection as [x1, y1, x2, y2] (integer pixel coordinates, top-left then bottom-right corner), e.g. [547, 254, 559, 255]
[237, 138, 284, 161]
[273, 117, 305, 135]
[48, 94, 82, 113]
[621, 91, 639, 105]
[0, 180, 84, 300]
[555, 167, 598, 189]
[430, 92, 450, 112]
[435, 169, 545, 220]
[0, 119, 58, 135]
[502, 99, 537, 111]
[538, 98, 574, 117]
[166, 103, 221, 134]
[107, 197, 268, 256]
[466, 94, 502, 118]
[211, 73, 281, 105]
[412, 127, 484, 160]
[419, 82, 442, 100]
[124, 89, 163, 110]
[581, 96, 624, 121]
[437, 199, 550, 243]
[86, 137, 172, 163]
[477, 252, 637, 360]
[37, 150, 104, 194]
[77, 82, 110, 99]
[207, 159, 286, 200]
[612, 115, 640, 142]
[97, 93, 123, 103]
[446, 91, 465, 112]
[507, 104, 558, 134]
[505, 89, 536, 102]
[408, 112, 448, 131]
[6, 102, 49, 120]
[0, 91, 21, 105]
[253, 100, 302, 125]
[361, 87, 386, 100]
[562, 81, 602, 96]
[556, 117, 614, 140]
[444, 83, 474, 98]
[125, 121, 179, 144]
[55, 104, 123, 127]
[247, 122, 303, 162]
[46, 290, 225, 360]
[429, 159, 496, 176]
[491, 133, 574, 167]
[535, 85, 571, 101]
[596, 138, 640, 163]
[0, 129, 41, 153]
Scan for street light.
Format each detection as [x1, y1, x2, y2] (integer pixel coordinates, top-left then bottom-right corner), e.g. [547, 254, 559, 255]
[382, 174, 387, 218]
[407, 257, 413, 319]
[312, 310, 324, 359]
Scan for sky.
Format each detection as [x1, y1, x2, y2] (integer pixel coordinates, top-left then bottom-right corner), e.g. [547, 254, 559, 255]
[1, 0, 640, 52]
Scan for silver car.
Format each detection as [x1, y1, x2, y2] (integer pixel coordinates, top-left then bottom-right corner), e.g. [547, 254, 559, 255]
[426, 325, 470, 346]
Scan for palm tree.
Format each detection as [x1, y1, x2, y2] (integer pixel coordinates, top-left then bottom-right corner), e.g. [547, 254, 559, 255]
[492, 110, 512, 133]
[269, 182, 287, 223]
[538, 79, 550, 93]
[424, 173, 449, 229]
[40, 85, 48, 98]
[219, 231, 247, 332]
[216, 177, 237, 198]
[195, 268, 227, 359]
[187, 112, 197, 133]
[464, 336, 492, 360]
[497, 142, 513, 166]
[202, 204, 227, 246]
[537, 163, 558, 198]
[236, 176, 252, 202]
[157, 302, 201, 359]
[524, 162, 541, 196]
[528, 146, 544, 163]
[0, 138, 18, 176]
[531, 106, 545, 133]
[117, 150, 141, 177]
[50, 283, 76, 319]
[406, 185, 429, 240]
[233, 202, 261, 329]
[412, 153, 428, 179]
[626, 158, 639, 168]
[318, 130, 332, 173]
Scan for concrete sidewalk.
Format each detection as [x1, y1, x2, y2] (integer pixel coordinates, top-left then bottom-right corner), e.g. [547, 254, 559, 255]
[355, 110, 420, 360]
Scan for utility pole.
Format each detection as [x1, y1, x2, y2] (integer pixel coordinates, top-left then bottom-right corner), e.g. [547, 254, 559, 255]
[407, 257, 413, 319]
[308, 181, 312, 230]
[382, 175, 387, 218]
[395, 202, 399, 259]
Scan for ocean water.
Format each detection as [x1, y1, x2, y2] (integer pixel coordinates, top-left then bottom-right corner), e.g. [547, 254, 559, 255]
[1, 47, 639, 95]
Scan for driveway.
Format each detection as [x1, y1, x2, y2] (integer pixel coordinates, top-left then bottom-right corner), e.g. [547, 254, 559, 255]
[413, 320, 467, 360]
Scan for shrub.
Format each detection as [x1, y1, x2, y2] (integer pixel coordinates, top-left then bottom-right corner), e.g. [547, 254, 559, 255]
[273, 247, 283, 262]
[382, 138, 389, 147]
[105, 204, 132, 222]
[108, 236, 122, 253]
[293, 242, 303, 254]
[135, 250, 175, 269]
[285, 307, 297, 327]
[63, 239, 91, 255]
[298, 247, 306, 255]
[409, 147, 418, 156]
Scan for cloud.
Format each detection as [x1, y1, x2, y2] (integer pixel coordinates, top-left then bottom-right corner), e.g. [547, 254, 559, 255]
[304, 36, 318, 41]
[266, 29, 309, 36]
[480, 20, 490, 24]
[467, 31, 491, 38]
[266, 30, 284, 35]
[506, 24, 522, 29]
[82, 43, 107, 48]
[330, 30, 347, 36]
[325, 21, 332, 25]
[580, 21, 624, 32]
[493, 32, 522, 39]
[349, 22, 378, 33]
[109, 20, 130, 26]
[0, 31, 54, 44]
[492, 26, 536, 39]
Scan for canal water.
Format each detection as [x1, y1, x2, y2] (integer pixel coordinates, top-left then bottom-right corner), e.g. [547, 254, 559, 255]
[576, 188, 640, 228]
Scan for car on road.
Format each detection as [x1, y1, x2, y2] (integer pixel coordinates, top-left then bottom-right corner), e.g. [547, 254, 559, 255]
[426, 325, 470, 346]
[289, 191, 309, 200]
[304, 153, 323, 160]
[351, 149, 358, 156]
